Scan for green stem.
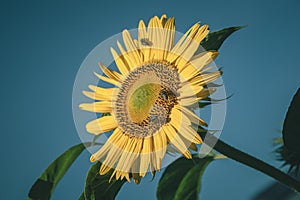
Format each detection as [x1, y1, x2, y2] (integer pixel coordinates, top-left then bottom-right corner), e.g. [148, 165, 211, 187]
[204, 134, 300, 192]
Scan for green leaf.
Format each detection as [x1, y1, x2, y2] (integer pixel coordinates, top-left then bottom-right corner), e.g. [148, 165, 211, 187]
[199, 26, 246, 51]
[91, 113, 110, 146]
[157, 155, 216, 200]
[28, 143, 86, 200]
[83, 162, 127, 200]
[78, 193, 86, 200]
[198, 101, 212, 108]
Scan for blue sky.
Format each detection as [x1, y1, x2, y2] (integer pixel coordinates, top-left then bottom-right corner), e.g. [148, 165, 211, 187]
[1, 0, 300, 199]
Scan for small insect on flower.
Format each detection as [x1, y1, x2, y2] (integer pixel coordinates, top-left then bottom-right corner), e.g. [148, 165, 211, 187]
[140, 38, 153, 46]
[79, 14, 221, 183]
[160, 90, 169, 100]
[149, 114, 159, 123]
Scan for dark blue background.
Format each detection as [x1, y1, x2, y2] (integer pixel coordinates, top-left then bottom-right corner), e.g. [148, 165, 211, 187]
[2, 0, 300, 199]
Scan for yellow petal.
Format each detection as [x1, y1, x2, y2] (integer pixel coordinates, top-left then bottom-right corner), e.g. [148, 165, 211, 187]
[147, 16, 164, 60]
[90, 128, 123, 162]
[145, 136, 160, 172]
[162, 125, 192, 159]
[190, 51, 218, 70]
[101, 149, 120, 173]
[115, 137, 142, 174]
[88, 85, 116, 94]
[178, 51, 218, 81]
[79, 101, 112, 113]
[86, 115, 117, 135]
[162, 17, 175, 57]
[175, 24, 207, 68]
[169, 107, 202, 144]
[148, 16, 163, 43]
[176, 104, 207, 126]
[99, 164, 111, 175]
[98, 62, 122, 81]
[160, 14, 167, 26]
[110, 47, 130, 75]
[131, 156, 141, 175]
[123, 137, 143, 172]
[169, 106, 191, 126]
[122, 30, 143, 66]
[178, 96, 200, 107]
[153, 129, 168, 160]
[121, 172, 131, 182]
[189, 143, 198, 151]
[82, 90, 112, 101]
[170, 24, 196, 56]
[109, 170, 117, 182]
[94, 72, 121, 87]
[189, 70, 221, 86]
[168, 23, 200, 65]
[100, 134, 134, 182]
[196, 88, 216, 99]
[180, 125, 202, 144]
[115, 170, 122, 180]
[146, 136, 156, 173]
[138, 20, 147, 41]
[137, 20, 151, 62]
[140, 137, 152, 176]
[101, 134, 129, 171]
[178, 83, 203, 99]
[191, 24, 209, 44]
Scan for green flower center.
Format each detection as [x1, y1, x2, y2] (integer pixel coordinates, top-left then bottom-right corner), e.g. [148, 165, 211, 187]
[114, 62, 180, 138]
[128, 83, 161, 123]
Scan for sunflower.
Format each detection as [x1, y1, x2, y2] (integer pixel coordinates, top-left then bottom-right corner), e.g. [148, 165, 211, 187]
[79, 14, 221, 183]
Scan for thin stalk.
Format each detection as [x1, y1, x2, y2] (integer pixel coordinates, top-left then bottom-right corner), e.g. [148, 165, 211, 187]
[204, 134, 300, 192]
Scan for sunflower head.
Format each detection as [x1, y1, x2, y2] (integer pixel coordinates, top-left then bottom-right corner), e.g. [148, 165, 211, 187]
[79, 14, 221, 183]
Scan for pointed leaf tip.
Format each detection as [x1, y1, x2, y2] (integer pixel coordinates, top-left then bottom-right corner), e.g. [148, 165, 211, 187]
[83, 162, 127, 200]
[28, 143, 86, 200]
[198, 25, 246, 52]
[157, 154, 216, 200]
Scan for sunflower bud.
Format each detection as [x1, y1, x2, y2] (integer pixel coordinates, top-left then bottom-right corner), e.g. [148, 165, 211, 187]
[277, 88, 300, 173]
